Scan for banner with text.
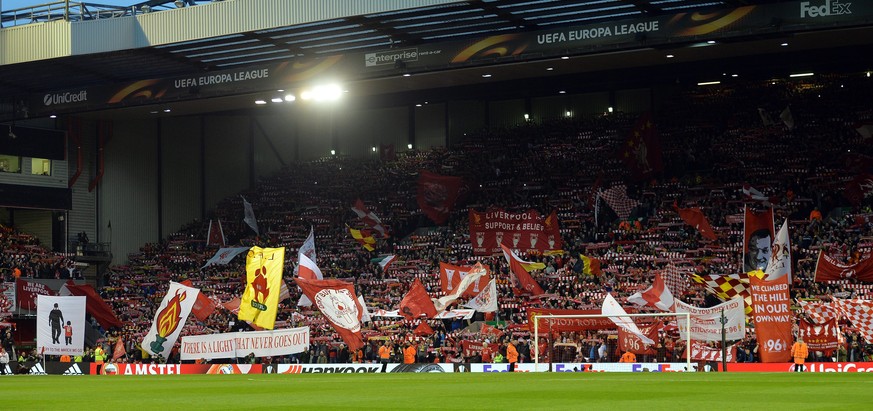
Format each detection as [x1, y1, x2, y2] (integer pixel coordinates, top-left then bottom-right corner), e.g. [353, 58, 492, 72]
[528, 308, 617, 333]
[799, 318, 840, 354]
[180, 327, 309, 360]
[469, 208, 562, 256]
[675, 297, 746, 342]
[748, 275, 793, 362]
[36, 295, 86, 356]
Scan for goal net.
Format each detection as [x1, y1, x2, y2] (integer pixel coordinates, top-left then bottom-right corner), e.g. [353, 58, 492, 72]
[532, 312, 692, 372]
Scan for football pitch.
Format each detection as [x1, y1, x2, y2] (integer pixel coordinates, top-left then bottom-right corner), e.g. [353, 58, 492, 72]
[5, 372, 870, 410]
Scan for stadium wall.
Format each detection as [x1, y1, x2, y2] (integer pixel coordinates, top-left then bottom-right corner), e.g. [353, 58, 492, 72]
[160, 116, 203, 237]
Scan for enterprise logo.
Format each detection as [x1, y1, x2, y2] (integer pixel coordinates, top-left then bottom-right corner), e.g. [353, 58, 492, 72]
[364, 48, 419, 67]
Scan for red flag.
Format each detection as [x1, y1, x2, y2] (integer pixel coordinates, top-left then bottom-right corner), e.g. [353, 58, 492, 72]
[399, 278, 438, 320]
[222, 297, 241, 314]
[417, 170, 462, 224]
[620, 112, 662, 180]
[748, 274, 793, 362]
[501, 244, 545, 295]
[676, 206, 717, 241]
[843, 174, 873, 206]
[62, 283, 123, 329]
[295, 277, 365, 351]
[413, 321, 434, 336]
[112, 338, 127, 362]
[180, 280, 216, 322]
[813, 251, 873, 282]
[743, 206, 774, 273]
[206, 219, 226, 247]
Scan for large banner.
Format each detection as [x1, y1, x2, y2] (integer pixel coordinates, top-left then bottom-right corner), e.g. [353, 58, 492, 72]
[36, 295, 86, 356]
[439, 262, 492, 298]
[239, 246, 285, 330]
[743, 206, 774, 273]
[720, 362, 873, 373]
[551, 363, 696, 373]
[180, 327, 309, 360]
[528, 309, 617, 333]
[95, 363, 264, 375]
[142, 281, 200, 358]
[15, 278, 57, 310]
[469, 209, 562, 256]
[799, 318, 840, 354]
[748, 275, 793, 362]
[675, 297, 746, 342]
[813, 251, 873, 282]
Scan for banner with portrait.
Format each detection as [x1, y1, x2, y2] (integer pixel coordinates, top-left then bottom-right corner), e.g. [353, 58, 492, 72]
[743, 206, 774, 273]
[469, 208, 562, 256]
[36, 295, 86, 356]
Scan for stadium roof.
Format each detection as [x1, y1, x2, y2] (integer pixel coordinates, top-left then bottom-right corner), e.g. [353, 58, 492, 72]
[1, 0, 871, 119]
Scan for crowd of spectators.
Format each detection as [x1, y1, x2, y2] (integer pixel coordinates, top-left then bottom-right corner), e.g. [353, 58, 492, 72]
[2, 72, 873, 366]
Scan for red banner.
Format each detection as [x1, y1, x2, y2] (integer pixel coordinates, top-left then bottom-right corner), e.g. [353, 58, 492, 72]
[813, 251, 873, 282]
[743, 206, 774, 273]
[93, 363, 263, 375]
[399, 278, 438, 320]
[295, 277, 365, 352]
[677, 207, 717, 241]
[528, 309, 618, 333]
[62, 283, 123, 329]
[719, 362, 873, 372]
[748, 275, 793, 362]
[15, 278, 57, 310]
[438, 262, 492, 298]
[417, 170, 463, 225]
[618, 320, 661, 355]
[799, 318, 840, 355]
[461, 340, 484, 358]
[469, 208, 562, 256]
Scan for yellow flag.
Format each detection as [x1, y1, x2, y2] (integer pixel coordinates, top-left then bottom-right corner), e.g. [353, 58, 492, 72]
[238, 246, 284, 330]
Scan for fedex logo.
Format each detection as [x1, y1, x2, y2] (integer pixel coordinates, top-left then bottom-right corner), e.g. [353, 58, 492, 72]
[632, 364, 674, 372]
[482, 364, 510, 372]
[800, 0, 852, 18]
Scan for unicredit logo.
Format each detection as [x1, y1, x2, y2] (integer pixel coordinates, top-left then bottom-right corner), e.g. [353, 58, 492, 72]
[44, 90, 88, 106]
[800, 0, 852, 18]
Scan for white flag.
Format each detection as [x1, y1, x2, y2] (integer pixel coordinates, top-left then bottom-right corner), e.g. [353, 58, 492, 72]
[202, 247, 250, 268]
[358, 295, 371, 323]
[432, 264, 487, 312]
[765, 219, 792, 281]
[601, 293, 654, 345]
[241, 196, 259, 235]
[37, 295, 86, 356]
[780, 106, 795, 130]
[142, 282, 200, 358]
[675, 297, 746, 342]
[295, 227, 317, 276]
[463, 279, 498, 313]
[626, 274, 675, 312]
[296, 253, 323, 307]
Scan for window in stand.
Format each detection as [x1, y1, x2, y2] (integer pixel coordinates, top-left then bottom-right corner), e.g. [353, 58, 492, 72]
[31, 158, 51, 176]
[0, 155, 21, 173]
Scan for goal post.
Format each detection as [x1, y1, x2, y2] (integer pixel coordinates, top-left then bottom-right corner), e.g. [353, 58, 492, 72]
[533, 312, 692, 372]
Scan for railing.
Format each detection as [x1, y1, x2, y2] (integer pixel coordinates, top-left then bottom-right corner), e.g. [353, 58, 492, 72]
[0, 1, 207, 28]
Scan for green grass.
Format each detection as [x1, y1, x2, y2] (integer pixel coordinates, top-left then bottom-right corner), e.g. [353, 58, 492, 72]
[3, 373, 872, 410]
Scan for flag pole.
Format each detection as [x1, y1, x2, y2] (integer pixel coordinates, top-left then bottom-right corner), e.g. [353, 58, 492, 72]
[720, 308, 727, 372]
[534, 315, 539, 371]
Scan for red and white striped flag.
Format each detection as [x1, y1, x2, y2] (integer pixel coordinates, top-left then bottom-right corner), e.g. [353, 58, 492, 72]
[832, 299, 873, 344]
[351, 199, 388, 237]
[661, 264, 691, 296]
[206, 219, 225, 247]
[627, 273, 675, 312]
[599, 185, 639, 220]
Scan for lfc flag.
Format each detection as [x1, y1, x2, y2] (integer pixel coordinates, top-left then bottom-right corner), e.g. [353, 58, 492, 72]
[238, 247, 285, 330]
[814, 251, 873, 282]
[439, 262, 491, 298]
[501, 244, 545, 295]
[295, 277, 364, 351]
[142, 281, 200, 357]
[765, 219, 792, 281]
[433, 263, 488, 311]
[618, 320, 662, 355]
[399, 278, 438, 320]
[112, 337, 127, 362]
[464, 279, 499, 313]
